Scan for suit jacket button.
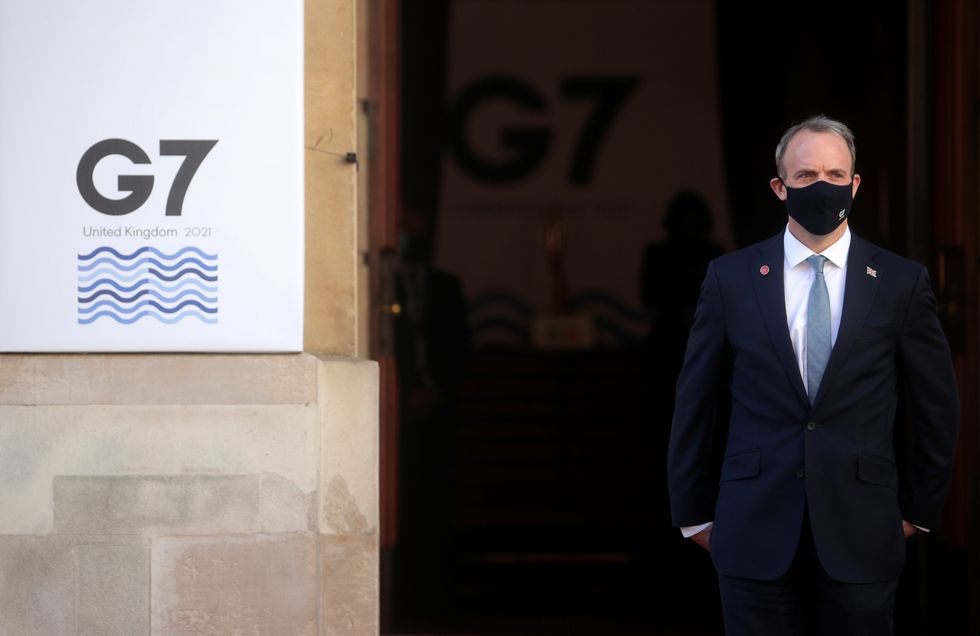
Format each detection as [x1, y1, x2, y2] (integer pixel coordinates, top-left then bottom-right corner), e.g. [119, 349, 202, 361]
[806, 421, 816, 431]
[796, 468, 804, 478]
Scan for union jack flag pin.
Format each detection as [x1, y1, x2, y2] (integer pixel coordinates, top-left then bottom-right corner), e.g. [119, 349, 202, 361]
[866, 266, 877, 278]
[760, 265, 770, 276]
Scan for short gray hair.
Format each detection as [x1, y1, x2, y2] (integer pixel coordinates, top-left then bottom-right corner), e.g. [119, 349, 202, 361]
[774, 115, 856, 179]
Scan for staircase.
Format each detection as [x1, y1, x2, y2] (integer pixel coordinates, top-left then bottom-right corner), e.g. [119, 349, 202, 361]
[451, 349, 688, 615]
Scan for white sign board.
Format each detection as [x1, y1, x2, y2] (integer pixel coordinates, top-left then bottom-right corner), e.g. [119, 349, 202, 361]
[0, 0, 304, 351]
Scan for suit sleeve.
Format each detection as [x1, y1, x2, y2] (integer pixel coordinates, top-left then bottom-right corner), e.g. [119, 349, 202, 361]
[667, 260, 729, 527]
[898, 266, 960, 530]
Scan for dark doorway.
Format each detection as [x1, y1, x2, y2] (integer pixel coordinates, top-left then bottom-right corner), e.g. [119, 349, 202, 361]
[377, 1, 980, 634]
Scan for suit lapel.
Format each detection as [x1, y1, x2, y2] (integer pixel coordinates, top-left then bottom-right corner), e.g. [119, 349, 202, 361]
[750, 233, 810, 408]
[811, 234, 881, 409]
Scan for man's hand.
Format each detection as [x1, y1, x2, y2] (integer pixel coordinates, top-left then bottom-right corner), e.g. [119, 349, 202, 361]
[902, 520, 921, 538]
[690, 525, 711, 551]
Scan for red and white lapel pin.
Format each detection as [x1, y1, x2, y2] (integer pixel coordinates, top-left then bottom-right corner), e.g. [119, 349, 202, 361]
[866, 266, 877, 278]
[760, 265, 770, 276]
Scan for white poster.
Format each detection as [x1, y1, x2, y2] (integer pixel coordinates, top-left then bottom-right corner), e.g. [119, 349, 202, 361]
[0, 0, 304, 351]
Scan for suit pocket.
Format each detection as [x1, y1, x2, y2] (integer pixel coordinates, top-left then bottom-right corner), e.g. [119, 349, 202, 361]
[857, 452, 899, 490]
[719, 450, 761, 483]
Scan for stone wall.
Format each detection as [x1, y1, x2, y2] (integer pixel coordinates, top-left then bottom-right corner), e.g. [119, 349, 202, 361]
[0, 0, 380, 633]
[0, 354, 378, 635]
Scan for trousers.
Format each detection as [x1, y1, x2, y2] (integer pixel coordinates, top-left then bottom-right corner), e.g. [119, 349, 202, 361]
[717, 507, 899, 636]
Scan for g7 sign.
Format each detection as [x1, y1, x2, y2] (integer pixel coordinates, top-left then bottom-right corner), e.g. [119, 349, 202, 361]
[448, 76, 638, 184]
[77, 139, 218, 216]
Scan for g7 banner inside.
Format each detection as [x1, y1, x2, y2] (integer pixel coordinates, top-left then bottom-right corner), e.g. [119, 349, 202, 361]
[435, 0, 733, 350]
[0, 0, 304, 351]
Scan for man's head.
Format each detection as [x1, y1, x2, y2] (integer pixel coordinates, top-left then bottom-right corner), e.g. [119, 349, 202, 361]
[398, 207, 434, 264]
[773, 115, 857, 183]
[770, 115, 861, 238]
[664, 191, 712, 241]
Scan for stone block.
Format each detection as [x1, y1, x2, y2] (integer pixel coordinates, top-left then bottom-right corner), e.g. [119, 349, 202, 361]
[151, 534, 316, 635]
[0, 405, 317, 535]
[259, 472, 314, 533]
[317, 357, 379, 534]
[0, 354, 317, 406]
[319, 533, 379, 636]
[54, 475, 260, 535]
[0, 536, 75, 635]
[76, 539, 150, 636]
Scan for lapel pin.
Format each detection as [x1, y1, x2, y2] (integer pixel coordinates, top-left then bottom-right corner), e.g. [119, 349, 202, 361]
[760, 265, 770, 276]
[866, 266, 877, 278]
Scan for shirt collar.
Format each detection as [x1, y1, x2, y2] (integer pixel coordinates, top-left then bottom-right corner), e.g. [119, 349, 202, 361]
[784, 224, 851, 271]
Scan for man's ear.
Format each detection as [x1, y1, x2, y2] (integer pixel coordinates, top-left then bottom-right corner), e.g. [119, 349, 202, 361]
[851, 174, 861, 198]
[770, 177, 787, 201]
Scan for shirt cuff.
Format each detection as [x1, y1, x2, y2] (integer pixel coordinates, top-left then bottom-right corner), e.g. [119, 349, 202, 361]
[912, 523, 929, 533]
[681, 521, 713, 538]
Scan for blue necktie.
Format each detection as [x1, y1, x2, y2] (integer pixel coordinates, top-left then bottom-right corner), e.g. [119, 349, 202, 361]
[806, 255, 831, 399]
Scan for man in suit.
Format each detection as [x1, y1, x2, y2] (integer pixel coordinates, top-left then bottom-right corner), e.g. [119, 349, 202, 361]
[667, 115, 959, 635]
[393, 208, 469, 618]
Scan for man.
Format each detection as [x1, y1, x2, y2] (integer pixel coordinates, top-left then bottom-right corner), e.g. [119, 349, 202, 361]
[393, 208, 469, 618]
[667, 115, 959, 635]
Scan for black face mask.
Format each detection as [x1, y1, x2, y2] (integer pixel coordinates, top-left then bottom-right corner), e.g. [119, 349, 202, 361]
[782, 179, 853, 236]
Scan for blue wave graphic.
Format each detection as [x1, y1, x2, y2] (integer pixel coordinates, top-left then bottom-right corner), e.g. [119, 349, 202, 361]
[146, 289, 217, 304]
[77, 288, 218, 304]
[149, 268, 218, 282]
[78, 279, 147, 294]
[78, 289, 150, 304]
[79, 268, 151, 283]
[78, 257, 218, 273]
[78, 246, 217, 261]
[78, 278, 218, 294]
[78, 310, 218, 325]
[81, 268, 218, 283]
[78, 299, 218, 315]
[77, 246, 218, 325]
[143, 279, 218, 294]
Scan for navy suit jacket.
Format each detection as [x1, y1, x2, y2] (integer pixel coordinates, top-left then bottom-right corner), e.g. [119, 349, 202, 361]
[667, 231, 959, 583]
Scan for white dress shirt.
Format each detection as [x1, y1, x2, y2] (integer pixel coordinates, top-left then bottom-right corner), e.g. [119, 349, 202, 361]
[784, 225, 849, 390]
[682, 225, 850, 539]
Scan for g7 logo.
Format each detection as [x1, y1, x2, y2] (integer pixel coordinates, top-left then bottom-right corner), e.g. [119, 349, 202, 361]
[449, 76, 639, 184]
[77, 139, 218, 216]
